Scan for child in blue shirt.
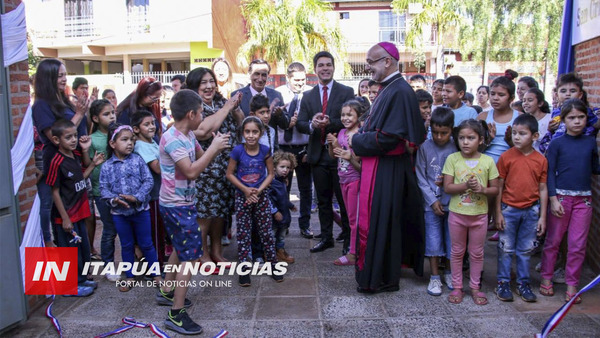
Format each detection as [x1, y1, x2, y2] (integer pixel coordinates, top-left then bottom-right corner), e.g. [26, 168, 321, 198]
[132, 109, 165, 265]
[227, 116, 281, 287]
[269, 151, 298, 264]
[416, 107, 457, 296]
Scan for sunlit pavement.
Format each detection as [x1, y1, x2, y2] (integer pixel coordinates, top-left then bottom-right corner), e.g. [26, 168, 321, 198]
[5, 179, 600, 337]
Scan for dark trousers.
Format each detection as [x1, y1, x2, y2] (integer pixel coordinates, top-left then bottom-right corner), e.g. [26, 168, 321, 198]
[280, 144, 312, 230]
[55, 220, 90, 284]
[311, 155, 349, 242]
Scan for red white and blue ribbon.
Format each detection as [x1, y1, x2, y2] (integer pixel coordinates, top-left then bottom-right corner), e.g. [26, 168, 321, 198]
[94, 317, 170, 338]
[45, 295, 63, 338]
[213, 329, 228, 337]
[537, 274, 600, 338]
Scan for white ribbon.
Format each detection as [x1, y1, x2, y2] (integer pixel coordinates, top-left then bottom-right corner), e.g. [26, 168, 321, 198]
[13, 104, 44, 288]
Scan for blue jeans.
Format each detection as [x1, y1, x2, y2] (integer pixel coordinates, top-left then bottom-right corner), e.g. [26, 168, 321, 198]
[37, 178, 53, 242]
[273, 222, 289, 250]
[497, 203, 540, 284]
[55, 220, 90, 284]
[424, 210, 451, 259]
[94, 196, 116, 263]
[112, 210, 159, 278]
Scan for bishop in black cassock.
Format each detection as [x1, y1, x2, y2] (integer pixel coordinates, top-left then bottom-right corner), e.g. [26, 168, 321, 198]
[349, 42, 426, 293]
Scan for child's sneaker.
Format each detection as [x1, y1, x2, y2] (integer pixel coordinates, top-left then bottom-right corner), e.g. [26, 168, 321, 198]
[271, 273, 284, 283]
[221, 235, 230, 246]
[516, 283, 537, 302]
[311, 202, 318, 213]
[155, 288, 192, 307]
[165, 308, 203, 335]
[276, 249, 295, 264]
[427, 276, 442, 296]
[443, 272, 454, 290]
[254, 257, 265, 265]
[239, 274, 251, 287]
[63, 286, 94, 297]
[271, 263, 284, 283]
[552, 268, 566, 284]
[495, 281, 514, 301]
[81, 280, 98, 289]
[106, 274, 121, 282]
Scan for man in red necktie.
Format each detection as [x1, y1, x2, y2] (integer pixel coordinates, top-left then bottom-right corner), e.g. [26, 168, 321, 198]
[296, 51, 354, 254]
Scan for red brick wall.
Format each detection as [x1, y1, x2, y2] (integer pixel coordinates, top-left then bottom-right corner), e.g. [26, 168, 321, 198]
[574, 36, 600, 273]
[4, 0, 44, 310]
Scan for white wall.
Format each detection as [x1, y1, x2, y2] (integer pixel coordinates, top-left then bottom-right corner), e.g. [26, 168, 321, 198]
[338, 10, 380, 46]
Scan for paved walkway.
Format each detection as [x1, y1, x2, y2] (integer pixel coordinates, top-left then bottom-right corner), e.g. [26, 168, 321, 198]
[5, 186, 600, 337]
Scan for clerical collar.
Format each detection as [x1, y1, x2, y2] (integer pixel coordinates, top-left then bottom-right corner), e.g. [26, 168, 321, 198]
[250, 86, 267, 97]
[381, 71, 400, 84]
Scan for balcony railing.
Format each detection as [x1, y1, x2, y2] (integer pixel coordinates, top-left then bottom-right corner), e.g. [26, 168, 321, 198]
[64, 15, 96, 38]
[122, 71, 187, 84]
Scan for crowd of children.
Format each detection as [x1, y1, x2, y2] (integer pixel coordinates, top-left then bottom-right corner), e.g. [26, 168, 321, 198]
[411, 71, 599, 307]
[31, 54, 599, 334]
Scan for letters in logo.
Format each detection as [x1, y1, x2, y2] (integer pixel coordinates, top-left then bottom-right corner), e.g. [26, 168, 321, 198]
[25, 247, 78, 295]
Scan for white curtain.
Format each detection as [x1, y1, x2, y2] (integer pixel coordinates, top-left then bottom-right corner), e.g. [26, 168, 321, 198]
[2, 2, 28, 68]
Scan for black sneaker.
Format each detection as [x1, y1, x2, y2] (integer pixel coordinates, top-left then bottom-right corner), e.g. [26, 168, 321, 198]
[516, 283, 537, 302]
[270, 263, 284, 283]
[495, 281, 514, 301]
[239, 274, 251, 287]
[164, 309, 203, 335]
[155, 289, 192, 308]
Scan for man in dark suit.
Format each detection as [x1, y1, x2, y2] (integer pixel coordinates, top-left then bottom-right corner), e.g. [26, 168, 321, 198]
[231, 59, 288, 132]
[276, 62, 314, 240]
[297, 51, 354, 253]
[232, 59, 288, 262]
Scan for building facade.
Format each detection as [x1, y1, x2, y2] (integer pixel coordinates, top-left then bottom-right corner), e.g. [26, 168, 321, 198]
[27, 0, 246, 74]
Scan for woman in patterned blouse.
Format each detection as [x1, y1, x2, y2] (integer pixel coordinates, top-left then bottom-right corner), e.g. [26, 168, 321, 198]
[186, 67, 244, 267]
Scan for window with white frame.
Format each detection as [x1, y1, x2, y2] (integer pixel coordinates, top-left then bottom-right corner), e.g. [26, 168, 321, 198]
[378, 11, 406, 45]
[64, 0, 94, 37]
[127, 0, 150, 34]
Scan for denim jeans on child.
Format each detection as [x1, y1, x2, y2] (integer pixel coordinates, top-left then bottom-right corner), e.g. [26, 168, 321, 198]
[55, 220, 91, 284]
[497, 202, 539, 285]
[424, 210, 451, 259]
[112, 210, 159, 279]
[273, 222, 289, 250]
[94, 196, 116, 263]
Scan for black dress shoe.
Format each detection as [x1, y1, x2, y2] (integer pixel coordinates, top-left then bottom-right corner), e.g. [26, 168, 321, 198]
[300, 228, 313, 239]
[310, 240, 334, 253]
[314, 233, 323, 239]
[335, 232, 347, 242]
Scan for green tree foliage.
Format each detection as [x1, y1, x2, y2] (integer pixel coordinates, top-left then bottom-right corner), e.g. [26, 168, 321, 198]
[392, 0, 563, 72]
[392, 0, 460, 48]
[28, 33, 40, 76]
[455, 0, 563, 71]
[237, 0, 347, 73]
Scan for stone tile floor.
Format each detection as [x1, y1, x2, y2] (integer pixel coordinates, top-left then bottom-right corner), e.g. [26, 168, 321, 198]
[4, 189, 600, 337]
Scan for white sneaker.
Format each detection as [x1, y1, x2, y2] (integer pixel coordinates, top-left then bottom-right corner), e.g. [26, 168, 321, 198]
[106, 273, 121, 282]
[552, 267, 566, 284]
[427, 277, 443, 296]
[535, 262, 542, 272]
[221, 236, 230, 246]
[443, 272, 454, 290]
